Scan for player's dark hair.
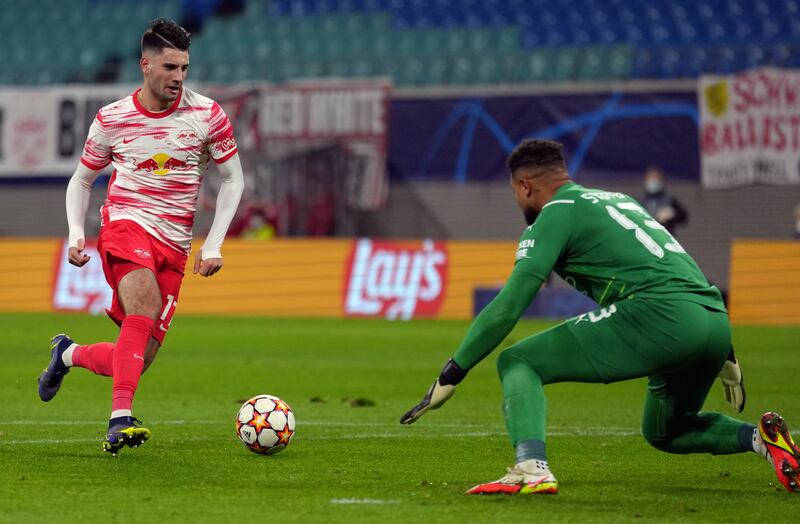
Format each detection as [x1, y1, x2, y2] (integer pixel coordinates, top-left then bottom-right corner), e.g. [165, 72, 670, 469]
[507, 139, 567, 177]
[141, 18, 191, 55]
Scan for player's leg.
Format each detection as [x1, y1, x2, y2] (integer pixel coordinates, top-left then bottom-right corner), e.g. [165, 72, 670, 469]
[467, 321, 603, 495]
[469, 298, 724, 495]
[640, 304, 751, 454]
[103, 242, 184, 454]
[102, 263, 160, 454]
[641, 305, 800, 491]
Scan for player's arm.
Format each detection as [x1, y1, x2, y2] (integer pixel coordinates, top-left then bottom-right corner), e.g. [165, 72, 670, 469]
[194, 153, 244, 277]
[67, 110, 110, 268]
[400, 203, 572, 424]
[399, 271, 542, 424]
[65, 163, 102, 267]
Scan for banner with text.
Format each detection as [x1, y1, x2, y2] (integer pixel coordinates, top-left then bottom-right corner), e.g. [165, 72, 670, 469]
[0, 82, 391, 211]
[699, 67, 800, 188]
[0, 237, 513, 320]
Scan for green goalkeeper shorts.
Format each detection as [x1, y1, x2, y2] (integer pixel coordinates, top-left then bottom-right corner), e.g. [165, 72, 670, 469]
[563, 296, 732, 383]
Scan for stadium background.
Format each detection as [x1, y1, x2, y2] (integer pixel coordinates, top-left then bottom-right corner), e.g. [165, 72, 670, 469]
[0, 0, 799, 324]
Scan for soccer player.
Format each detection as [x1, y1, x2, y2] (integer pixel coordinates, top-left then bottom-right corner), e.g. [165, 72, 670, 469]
[401, 139, 800, 494]
[37, 19, 244, 455]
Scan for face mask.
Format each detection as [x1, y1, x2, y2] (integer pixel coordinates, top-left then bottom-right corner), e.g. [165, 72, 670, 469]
[645, 180, 662, 194]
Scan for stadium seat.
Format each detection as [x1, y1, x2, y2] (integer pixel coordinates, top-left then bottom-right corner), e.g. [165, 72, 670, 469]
[552, 48, 581, 82]
[516, 49, 555, 83]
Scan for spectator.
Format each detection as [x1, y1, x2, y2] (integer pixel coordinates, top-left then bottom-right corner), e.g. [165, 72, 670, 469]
[643, 167, 688, 236]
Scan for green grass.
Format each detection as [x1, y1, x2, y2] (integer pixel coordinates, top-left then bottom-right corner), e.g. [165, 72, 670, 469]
[0, 313, 798, 523]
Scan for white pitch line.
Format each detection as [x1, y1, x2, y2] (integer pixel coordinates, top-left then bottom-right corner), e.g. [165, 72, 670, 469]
[331, 498, 400, 505]
[0, 428, 639, 446]
[0, 419, 638, 432]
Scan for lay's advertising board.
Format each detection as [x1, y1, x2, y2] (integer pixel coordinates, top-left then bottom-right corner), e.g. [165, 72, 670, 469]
[1, 237, 512, 320]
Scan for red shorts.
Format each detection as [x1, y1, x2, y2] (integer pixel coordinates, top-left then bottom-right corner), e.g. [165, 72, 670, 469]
[97, 220, 188, 345]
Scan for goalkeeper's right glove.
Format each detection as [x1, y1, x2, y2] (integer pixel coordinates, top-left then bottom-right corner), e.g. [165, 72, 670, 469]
[718, 346, 746, 413]
[400, 359, 467, 425]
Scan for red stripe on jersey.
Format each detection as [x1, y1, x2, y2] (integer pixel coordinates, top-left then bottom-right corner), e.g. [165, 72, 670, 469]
[214, 148, 238, 164]
[81, 157, 109, 171]
[155, 212, 194, 226]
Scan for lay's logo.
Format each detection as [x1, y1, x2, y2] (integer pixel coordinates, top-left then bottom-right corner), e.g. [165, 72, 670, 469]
[343, 239, 448, 320]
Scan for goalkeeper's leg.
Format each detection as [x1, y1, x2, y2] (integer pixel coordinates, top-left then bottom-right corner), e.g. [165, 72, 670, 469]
[468, 322, 604, 495]
[640, 306, 753, 455]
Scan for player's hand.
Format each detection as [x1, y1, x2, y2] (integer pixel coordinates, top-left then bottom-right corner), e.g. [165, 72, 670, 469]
[68, 238, 91, 268]
[719, 346, 746, 413]
[193, 250, 223, 277]
[400, 359, 466, 425]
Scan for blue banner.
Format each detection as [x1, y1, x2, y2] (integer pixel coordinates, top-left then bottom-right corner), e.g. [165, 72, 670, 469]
[389, 91, 699, 182]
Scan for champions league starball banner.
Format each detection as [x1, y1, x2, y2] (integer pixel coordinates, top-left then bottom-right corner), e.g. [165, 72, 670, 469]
[699, 67, 800, 188]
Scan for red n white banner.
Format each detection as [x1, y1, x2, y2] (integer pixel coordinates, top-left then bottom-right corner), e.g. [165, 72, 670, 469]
[699, 67, 800, 188]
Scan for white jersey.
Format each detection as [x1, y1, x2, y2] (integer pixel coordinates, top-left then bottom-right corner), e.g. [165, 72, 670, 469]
[80, 87, 238, 254]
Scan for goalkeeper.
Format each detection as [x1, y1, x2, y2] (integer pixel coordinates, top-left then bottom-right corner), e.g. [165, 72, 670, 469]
[401, 139, 799, 495]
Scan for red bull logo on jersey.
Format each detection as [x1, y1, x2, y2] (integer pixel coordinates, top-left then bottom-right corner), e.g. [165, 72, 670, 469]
[344, 239, 448, 320]
[135, 153, 190, 175]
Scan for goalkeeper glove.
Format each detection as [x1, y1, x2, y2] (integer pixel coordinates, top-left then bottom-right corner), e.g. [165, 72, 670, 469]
[718, 346, 746, 413]
[400, 359, 467, 425]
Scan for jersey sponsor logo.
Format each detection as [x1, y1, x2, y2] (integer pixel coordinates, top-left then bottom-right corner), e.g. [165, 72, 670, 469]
[214, 137, 236, 154]
[134, 152, 190, 175]
[177, 130, 201, 146]
[573, 304, 617, 324]
[516, 238, 535, 260]
[51, 240, 113, 314]
[344, 239, 448, 320]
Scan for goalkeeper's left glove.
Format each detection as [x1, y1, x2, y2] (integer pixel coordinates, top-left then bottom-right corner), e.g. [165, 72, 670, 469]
[400, 359, 467, 425]
[718, 346, 746, 413]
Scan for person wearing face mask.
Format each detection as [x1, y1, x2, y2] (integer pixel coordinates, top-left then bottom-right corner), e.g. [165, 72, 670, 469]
[643, 167, 688, 236]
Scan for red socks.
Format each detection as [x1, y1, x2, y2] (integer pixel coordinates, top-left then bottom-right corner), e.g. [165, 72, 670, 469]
[73, 342, 115, 376]
[111, 315, 154, 413]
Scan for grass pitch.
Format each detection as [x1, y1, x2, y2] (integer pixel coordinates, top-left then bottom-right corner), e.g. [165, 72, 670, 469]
[0, 313, 798, 523]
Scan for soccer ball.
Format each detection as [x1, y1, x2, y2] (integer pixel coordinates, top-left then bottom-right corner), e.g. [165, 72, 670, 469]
[236, 394, 295, 455]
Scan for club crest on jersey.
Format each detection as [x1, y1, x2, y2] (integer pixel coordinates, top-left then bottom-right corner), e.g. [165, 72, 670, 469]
[135, 153, 189, 175]
[177, 130, 201, 146]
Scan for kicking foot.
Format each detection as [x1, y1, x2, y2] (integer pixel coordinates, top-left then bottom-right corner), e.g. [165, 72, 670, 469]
[759, 411, 800, 493]
[37, 334, 74, 401]
[102, 416, 151, 456]
[466, 465, 558, 495]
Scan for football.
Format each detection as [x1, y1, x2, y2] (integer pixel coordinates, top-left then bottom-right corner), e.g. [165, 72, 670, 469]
[236, 394, 295, 455]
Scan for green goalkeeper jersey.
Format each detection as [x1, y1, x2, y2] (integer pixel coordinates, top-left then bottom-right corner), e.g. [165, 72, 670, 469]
[513, 182, 724, 310]
[452, 181, 725, 371]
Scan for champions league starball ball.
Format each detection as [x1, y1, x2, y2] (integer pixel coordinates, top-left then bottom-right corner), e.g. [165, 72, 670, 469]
[235, 395, 295, 455]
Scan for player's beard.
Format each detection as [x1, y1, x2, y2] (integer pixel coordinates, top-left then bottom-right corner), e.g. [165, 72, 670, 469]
[523, 206, 539, 225]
